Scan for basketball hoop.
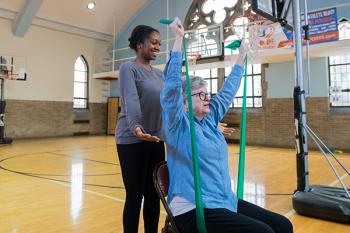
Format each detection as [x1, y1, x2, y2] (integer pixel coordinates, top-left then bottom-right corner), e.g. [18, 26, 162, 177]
[228, 16, 260, 63]
[0, 73, 24, 80]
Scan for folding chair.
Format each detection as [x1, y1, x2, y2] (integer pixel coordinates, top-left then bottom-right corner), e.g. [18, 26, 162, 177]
[153, 161, 180, 233]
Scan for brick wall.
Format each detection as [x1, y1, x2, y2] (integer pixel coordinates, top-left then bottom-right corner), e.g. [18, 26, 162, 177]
[222, 63, 350, 151]
[223, 97, 350, 151]
[4, 100, 107, 139]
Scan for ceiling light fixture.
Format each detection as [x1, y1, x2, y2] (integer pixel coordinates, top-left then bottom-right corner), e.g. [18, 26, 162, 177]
[87, 2, 95, 10]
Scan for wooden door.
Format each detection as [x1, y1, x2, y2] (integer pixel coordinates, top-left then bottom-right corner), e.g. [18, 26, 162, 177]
[107, 97, 120, 135]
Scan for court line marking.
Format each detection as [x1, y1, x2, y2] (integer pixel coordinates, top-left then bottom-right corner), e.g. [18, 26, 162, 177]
[49, 180, 167, 215]
[283, 173, 349, 218]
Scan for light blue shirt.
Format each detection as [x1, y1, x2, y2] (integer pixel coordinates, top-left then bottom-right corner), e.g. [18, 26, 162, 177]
[160, 51, 244, 212]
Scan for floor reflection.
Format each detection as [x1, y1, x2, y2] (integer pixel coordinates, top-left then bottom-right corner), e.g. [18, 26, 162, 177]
[231, 179, 266, 207]
[70, 162, 84, 222]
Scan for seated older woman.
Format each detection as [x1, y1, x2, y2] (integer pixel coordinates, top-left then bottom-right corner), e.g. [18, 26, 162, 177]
[160, 17, 293, 233]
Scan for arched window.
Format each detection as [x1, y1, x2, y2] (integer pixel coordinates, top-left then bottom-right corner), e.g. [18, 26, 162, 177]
[73, 56, 89, 109]
[185, 0, 239, 30]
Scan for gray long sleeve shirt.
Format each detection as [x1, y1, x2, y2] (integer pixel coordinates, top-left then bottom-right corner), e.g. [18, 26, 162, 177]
[116, 61, 164, 144]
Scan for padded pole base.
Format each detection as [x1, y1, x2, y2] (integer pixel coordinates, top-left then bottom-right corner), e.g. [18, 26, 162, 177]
[293, 185, 350, 223]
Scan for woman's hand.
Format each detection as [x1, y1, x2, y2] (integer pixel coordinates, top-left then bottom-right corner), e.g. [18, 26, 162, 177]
[135, 127, 160, 142]
[170, 17, 184, 38]
[170, 17, 185, 52]
[218, 122, 235, 136]
[236, 41, 248, 66]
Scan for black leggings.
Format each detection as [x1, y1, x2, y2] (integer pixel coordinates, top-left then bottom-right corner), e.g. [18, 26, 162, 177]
[117, 141, 165, 233]
[174, 199, 293, 233]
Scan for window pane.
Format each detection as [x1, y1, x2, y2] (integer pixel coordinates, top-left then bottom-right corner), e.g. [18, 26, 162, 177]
[329, 56, 336, 65]
[253, 64, 261, 74]
[254, 75, 262, 95]
[75, 57, 86, 71]
[346, 55, 350, 63]
[196, 69, 210, 78]
[236, 84, 243, 97]
[233, 97, 242, 108]
[201, 0, 238, 23]
[225, 66, 231, 76]
[204, 78, 211, 90]
[254, 98, 262, 107]
[74, 98, 87, 109]
[74, 71, 87, 82]
[211, 68, 217, 77]
[212, 79, 218, 94]
[246, 97, 253, 108]
[247, 76, 253, 96]
[247, 64, 253, 74]
[74, 82, 87, 98]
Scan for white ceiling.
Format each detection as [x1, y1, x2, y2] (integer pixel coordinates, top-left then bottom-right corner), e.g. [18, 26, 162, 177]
[0, 0, 145, 39]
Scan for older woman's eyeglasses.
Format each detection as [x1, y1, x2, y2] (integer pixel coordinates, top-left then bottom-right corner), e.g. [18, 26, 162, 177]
[191, 92, 211, 101]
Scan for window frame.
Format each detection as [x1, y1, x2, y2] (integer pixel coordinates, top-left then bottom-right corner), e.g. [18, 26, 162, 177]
[225, 63, 263, 109]
[189, 68, 218, 94]
[73, 55, 89, 109]
[328, 56, 350, 108]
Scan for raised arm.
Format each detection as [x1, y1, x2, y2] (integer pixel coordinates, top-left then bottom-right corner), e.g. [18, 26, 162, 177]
[160, 17, 185, 132]
[208, 43, 247, 123]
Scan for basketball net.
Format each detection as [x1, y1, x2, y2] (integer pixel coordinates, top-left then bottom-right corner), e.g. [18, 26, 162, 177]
[230, 12, 289, 63]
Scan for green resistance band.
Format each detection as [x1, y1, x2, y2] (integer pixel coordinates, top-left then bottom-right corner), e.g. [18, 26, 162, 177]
[160, 19, 207, 233]
[225, 40, 248, 199]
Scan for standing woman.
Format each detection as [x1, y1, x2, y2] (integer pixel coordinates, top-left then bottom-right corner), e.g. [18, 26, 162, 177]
[116, 25, 164, 233]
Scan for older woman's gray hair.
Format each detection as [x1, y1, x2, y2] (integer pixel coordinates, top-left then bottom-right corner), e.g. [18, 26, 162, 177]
[182, 76, 207, 99]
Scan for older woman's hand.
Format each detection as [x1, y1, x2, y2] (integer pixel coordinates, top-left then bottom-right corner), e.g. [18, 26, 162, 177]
[236, 41, 248, 66]
[218, 122, 235, 136]
[170, 17, 184, 52]
[170, 17, 184, 38]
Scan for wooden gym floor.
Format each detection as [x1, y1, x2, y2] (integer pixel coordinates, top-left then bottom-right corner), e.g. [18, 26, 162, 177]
[0, 136, 349, 233]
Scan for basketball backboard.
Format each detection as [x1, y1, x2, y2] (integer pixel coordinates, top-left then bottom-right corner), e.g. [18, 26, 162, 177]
[252, 0, 293, 31]
[0, 55, 27, 80]
[184, 24, 223, 60]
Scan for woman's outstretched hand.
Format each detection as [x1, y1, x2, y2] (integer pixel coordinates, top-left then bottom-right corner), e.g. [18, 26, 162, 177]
[135, 127, 160, 142]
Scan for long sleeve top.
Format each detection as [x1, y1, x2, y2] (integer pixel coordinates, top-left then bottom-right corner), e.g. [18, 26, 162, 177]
[160, 51, 244, 212]
[116, 61, 163, 144]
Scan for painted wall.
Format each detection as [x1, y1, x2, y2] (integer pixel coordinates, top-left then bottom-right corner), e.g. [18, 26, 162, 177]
[0, 17, 109, 103]
[266, 57, 329, 98]
[0, 17, 110, 138]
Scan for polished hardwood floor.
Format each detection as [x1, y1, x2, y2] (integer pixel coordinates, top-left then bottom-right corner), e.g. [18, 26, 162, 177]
[0, 136, 349, 233]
